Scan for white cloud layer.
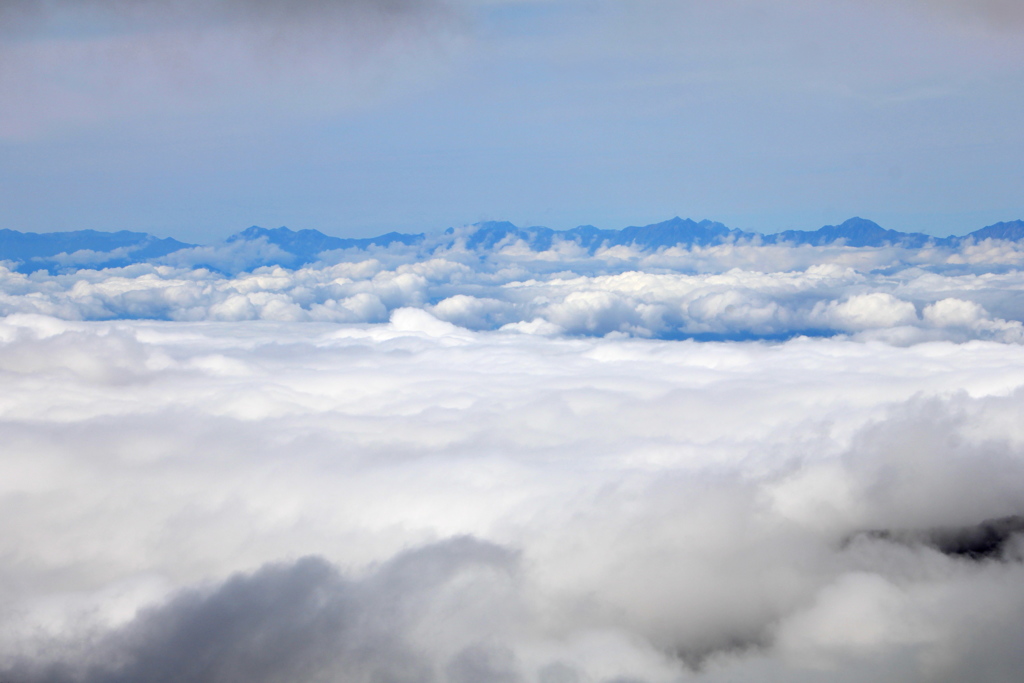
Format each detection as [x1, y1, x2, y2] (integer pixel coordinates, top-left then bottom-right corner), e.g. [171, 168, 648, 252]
[1, 311, 1024, 681]
[5, 236, 1024, 343]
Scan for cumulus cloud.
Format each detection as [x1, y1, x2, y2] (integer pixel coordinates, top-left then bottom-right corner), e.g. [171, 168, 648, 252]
[1, 314, 1024, 680]
[5, 237, 1024, 342]
[3, 538, 519, 683]
[3, 239, 1024, 680]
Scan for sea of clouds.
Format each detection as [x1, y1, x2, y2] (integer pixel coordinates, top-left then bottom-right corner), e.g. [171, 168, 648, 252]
[2, 239, 1024, 682]
[5, 233, 1024, 343]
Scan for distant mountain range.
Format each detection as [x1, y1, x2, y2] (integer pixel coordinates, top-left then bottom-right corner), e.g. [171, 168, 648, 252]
[2, 217, 1023, 274]
[0, 229, 193, 267]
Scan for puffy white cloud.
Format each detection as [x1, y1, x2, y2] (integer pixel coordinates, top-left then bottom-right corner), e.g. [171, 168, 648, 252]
[3, 240, 1024, 679]
[812, 292, 920, 331]
[0, 315, 1024, 680]
[5, 239, 1024, 343]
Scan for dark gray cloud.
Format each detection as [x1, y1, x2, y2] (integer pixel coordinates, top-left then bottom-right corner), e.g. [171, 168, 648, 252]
[853, 515, 1024, 560]
[1, 538, 518, 683]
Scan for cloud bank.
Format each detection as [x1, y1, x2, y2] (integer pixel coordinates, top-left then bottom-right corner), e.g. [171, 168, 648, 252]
[5, 232, 1024, 343]
[3, 224, 1024, 680]
[0, 312, 1024, 681]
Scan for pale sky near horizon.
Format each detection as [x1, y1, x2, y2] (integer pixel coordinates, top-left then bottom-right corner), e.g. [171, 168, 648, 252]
[1, 0, 1022, 242]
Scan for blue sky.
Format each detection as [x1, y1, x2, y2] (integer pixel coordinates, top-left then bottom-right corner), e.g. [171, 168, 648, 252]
[1, 0, 1023, 242]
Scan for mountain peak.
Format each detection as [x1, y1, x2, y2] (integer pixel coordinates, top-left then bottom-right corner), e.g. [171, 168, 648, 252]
[968, 220, 1024, 242]
[836, 217, 883, 229]
[765, 217, 937, 248]
[471, 220, 520, 231]
[4, 217, 1024, 275]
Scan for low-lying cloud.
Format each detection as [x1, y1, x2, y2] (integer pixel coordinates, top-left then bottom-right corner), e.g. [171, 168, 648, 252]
[4, 539, 520, 683]
[0, 312, 1023, 681]
[5, 236, 1024, 343]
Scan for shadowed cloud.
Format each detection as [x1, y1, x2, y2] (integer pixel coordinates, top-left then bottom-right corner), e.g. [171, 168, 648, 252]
[2, 538, 518, 683]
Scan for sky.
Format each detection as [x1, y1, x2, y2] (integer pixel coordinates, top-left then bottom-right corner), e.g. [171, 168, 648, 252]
[1, 0, 1023, 242]
[5, 5, 1024, 681]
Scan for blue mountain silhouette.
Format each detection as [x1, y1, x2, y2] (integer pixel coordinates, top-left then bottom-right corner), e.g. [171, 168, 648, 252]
[0, 229, 193, 273]
[762, 217, 951, 248]
[1, 218, 1021, 273]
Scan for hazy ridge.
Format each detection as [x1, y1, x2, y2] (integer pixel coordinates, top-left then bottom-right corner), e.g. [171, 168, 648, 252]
[4, 216, 1024, 274]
